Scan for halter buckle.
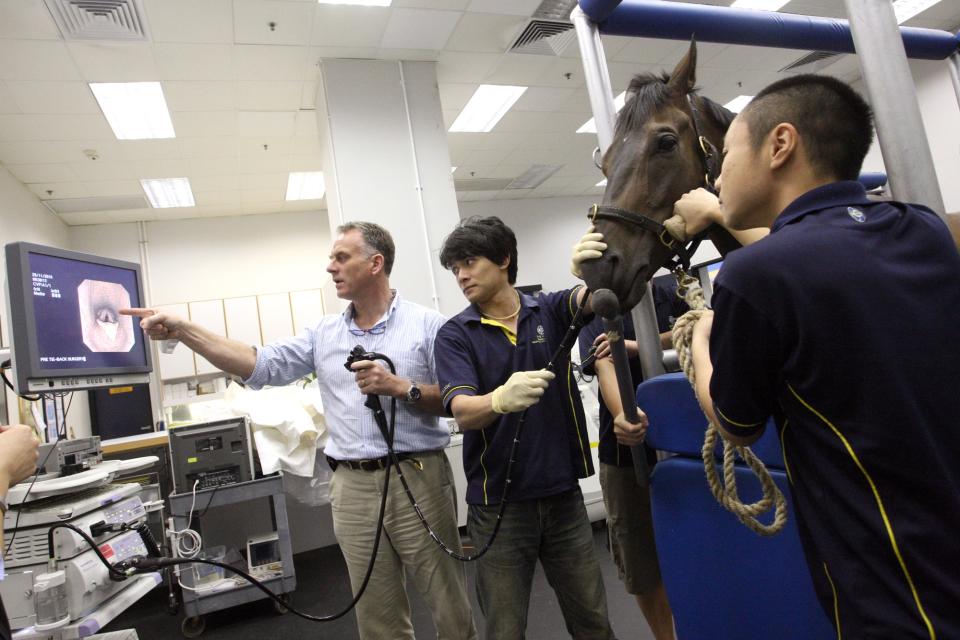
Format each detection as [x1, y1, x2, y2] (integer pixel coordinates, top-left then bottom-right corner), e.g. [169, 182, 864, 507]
[589, 203, 599, 224]
[698, 135, 712, 158]
[658, 227, 679, 250]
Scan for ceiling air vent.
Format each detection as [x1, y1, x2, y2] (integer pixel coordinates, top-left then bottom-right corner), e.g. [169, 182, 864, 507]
[780, 51, 843, 73]
[43, 0, 149, 41]
[44, 195, 150, 214]
[509, 20, 576, 56]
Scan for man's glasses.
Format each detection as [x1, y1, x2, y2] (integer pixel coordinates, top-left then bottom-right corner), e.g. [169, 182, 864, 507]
[348, 321, 386, 337]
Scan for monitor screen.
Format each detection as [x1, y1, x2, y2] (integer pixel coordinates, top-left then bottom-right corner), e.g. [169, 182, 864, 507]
[5, 242, 153, 393]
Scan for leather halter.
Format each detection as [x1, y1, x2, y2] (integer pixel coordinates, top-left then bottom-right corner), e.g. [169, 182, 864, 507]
[589, 93, 722, 271]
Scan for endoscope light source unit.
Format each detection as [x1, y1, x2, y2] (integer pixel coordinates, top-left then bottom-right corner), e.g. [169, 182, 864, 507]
[449, 84, 527, 133]
[4, 242, 153, 393]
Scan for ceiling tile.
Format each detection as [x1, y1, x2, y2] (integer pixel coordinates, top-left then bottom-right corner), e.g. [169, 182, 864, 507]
[0, 0, 61, 40]
[28, 181, 89, 199]
[131, 157, 187, 178]
[6, 163, 79, 183]
[237, 172, 287, 191]
[381, 8, 462, 50]
[301, 81, 317, 109]
[294, 111, 317, 137]
[68, 159, 139, 181]
[445, 13, 526, 53]
[236, 137, 294, 155]
[154, 44, 235, 81]
[511, 86, 577, 112]
[435, 51, 500, 83]
[59, 211, 115, 226]
[164, 81, 237, 111]
[394, 0, 470, 9]
[438, 82, 477, 110]
[0, 41, 81, 81]
[194, 190, 240, 206]
[237, 81, 302, 111]
[189, 174, 240, 191]
[67, 43, 160, 82]
[311, 5, 391, 48]
[144, 0, 234, 44]
[6, 81, 99, 114]
[287, 154, 322, 171]
[233, 0, 313, 46]
[0, 82, 20, 113]
[0, 114, 113, 141]
[237, 111, 296, 137]
[177, 137, 238, 160]
[235, 45, 310, 81]
[172, 111, 239, 137]
[610, 37, 689, 66]
[465, 0, 539, 17]
[117, 139, 184, 161]
[0, 140, 104, 165]
[83, 180, 143, 197]
[237, 153, 291, 174]
[184, 156, 239, 176]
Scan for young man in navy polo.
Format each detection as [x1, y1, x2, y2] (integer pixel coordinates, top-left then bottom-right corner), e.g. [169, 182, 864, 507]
[435, 216, 616, 640]
[613, 75, 960, 638]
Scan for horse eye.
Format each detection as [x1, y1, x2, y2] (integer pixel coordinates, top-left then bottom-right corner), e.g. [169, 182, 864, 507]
[657, 135, 678, 152]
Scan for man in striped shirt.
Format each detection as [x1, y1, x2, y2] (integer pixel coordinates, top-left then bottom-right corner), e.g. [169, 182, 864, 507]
[124, 222, 476, 640]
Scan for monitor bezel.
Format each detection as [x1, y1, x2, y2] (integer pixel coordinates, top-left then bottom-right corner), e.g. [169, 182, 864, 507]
[5, 242, 154, 392]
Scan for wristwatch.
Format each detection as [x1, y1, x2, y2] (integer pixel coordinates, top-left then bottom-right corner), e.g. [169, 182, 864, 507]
[404, 381, 422, 404]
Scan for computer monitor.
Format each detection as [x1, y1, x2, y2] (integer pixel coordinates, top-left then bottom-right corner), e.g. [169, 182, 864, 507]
[693, 258, 723, 307]
[4, 242, 153, 393]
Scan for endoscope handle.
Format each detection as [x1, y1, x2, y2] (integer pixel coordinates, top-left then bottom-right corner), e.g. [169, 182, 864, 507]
[592, 289, 650, 488]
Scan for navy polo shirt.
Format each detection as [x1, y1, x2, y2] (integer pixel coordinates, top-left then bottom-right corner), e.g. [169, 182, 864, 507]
[578, 281, 686, 468]
[709, 181, 960, 638]
[435, 287, 594, 505]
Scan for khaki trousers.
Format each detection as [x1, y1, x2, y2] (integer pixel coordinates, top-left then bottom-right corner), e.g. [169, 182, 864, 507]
[329, 450, 477, 640]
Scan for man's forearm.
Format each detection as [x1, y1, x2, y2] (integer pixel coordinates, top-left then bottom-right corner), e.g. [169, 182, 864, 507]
[175, 322, 258, 379]
[594, 359, 624, 417]
[449, 394, 498, 431]
[691, 328, 719, 427]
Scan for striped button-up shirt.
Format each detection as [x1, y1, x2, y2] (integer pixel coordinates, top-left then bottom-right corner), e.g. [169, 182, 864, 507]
[245, 292, 450, 460]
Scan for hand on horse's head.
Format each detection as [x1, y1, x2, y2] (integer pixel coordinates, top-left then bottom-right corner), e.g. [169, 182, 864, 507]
[668, 188, 722, 242]
[570, 226, 607, 279]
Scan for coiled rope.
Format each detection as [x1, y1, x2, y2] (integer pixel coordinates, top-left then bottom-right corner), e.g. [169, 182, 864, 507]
[671, 269, 788, 536]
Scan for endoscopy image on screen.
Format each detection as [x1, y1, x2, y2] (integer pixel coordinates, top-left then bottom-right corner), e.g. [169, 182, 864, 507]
[28, 252, 148, 371]
[77, 279, 136, 352]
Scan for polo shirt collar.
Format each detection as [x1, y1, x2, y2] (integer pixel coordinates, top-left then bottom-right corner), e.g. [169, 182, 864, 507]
[343, 290, 400, 332]
[462, 289, 539, 324]
[771, 181, 872, 233]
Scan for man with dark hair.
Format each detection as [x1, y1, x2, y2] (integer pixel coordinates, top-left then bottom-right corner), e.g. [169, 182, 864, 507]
[123, 222, 476, 640]
[610, 74, 960, 638]
[435, 216, 616, 640]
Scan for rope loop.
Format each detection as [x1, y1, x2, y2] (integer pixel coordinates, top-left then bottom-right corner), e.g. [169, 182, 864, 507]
[672, 269, 788, 536]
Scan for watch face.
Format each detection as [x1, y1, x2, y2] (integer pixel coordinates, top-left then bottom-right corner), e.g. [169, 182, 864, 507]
[408, 384, 422, 402]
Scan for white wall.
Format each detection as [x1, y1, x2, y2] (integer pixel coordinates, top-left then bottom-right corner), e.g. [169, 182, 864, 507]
[857, 59, 960, 212]
[0, 166, 93, 436]
[70, 210, 332, 306]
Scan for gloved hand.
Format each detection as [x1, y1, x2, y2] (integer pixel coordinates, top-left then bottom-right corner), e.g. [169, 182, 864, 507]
[570, 227, 606, 279]
[491, 370, 556, 414]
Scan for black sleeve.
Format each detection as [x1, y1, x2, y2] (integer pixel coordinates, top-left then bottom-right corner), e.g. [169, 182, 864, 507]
[708, 284, 782, 440]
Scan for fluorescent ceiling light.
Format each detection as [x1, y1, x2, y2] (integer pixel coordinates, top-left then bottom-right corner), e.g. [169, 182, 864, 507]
[141, 178, 194, 208]
[451, 166, 458, 173]
[506, 165, 562, 190]
[89, 82, 175, 140]
[449, 85, 528, 133]
[596, 179, 607, 187]
[892, 0, 942, 23]
[577, 92, 628, 134]
[317, 0, 391, 5]
[724, 95, 754, 113]
[730, 0, 789, 10]
[285, 172, 326, 201]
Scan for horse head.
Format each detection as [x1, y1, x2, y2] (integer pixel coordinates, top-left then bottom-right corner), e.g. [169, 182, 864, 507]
[580, 41, 740, 311]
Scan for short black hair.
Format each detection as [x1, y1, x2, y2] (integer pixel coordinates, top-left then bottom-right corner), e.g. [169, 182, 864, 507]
[337, 221, 395, 276]
[440, 216, 518, 284]
[742, 74, 874, 181]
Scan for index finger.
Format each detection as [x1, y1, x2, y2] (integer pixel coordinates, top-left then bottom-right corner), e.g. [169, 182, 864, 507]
[119, 307, 156, 318]
[349, 360, 377, 371]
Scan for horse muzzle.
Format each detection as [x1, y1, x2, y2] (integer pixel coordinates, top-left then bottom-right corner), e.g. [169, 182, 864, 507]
[581, 253, 649, 312]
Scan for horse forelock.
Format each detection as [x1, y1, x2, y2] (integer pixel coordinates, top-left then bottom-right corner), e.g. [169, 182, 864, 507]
[615, 72, 734, 137]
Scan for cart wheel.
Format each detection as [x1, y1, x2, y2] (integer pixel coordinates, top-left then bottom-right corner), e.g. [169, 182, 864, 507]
[181, 615, 206, 638]
[273, 593, 292, 615]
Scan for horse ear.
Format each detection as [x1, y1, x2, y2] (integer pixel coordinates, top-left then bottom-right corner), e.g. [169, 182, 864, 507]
[667, 38, 697, 94]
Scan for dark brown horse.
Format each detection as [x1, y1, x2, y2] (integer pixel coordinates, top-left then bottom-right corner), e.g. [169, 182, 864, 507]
[581, 41, 741, 311]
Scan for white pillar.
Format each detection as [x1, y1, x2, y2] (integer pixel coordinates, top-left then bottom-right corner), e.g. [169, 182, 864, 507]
[316, 59, 463, 317]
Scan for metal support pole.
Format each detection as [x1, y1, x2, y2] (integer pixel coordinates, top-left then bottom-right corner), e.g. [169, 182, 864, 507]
[949, 52, 960, 115]
[844, 0, 947, 219]
[571, 6, 618, 154]
[573, 6, 666, 382]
